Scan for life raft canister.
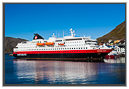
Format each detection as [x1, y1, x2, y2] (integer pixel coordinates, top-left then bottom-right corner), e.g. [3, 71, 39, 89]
[58, 43, 64, 45]
[45, 42, 54, 45]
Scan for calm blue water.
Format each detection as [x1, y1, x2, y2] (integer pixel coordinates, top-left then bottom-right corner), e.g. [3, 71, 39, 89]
[4, 54, 125, 85]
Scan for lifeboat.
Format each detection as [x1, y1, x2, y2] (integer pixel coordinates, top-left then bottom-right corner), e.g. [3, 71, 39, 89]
[58, 43, 64, 45]
[37, 43, 45, 46]
[45, 42, 54, 45]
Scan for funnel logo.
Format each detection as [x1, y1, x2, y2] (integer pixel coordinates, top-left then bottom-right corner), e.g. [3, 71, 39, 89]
[35, 36, 38, 39]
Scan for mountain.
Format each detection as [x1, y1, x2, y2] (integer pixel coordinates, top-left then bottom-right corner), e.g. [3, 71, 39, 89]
[97, 21, 126, 43]
[4, 37, 28, 53]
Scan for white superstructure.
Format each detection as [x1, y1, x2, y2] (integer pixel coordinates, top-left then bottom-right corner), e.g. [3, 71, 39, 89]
[13, 28, 110, 52]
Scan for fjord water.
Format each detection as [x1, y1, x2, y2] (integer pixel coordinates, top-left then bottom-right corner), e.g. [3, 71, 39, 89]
[5, 54, 125, 85]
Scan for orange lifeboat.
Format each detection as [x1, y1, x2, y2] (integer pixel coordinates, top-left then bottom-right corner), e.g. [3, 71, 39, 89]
[45, 42, 54, 45]
[58, 43, 64, 45]
[37, 43, 45, 46]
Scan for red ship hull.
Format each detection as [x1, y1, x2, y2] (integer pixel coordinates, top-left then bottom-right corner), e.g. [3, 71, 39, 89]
[13, 49, 112, 61]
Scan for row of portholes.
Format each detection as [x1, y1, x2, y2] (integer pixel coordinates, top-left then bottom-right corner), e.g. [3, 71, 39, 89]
[30, 50, 91, 53]
[16, 47, 89, 51]
[65, 41, 83, 43]
[66, 44, 85, 46]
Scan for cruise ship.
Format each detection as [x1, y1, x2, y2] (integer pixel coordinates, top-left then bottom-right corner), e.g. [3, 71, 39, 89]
[13, 28, 113, 61]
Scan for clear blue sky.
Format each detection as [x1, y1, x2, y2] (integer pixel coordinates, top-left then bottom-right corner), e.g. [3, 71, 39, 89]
[5, 4, 125, 40]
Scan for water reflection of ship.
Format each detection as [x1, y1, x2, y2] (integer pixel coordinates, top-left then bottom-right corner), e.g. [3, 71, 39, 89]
[13, 59, 98, 83]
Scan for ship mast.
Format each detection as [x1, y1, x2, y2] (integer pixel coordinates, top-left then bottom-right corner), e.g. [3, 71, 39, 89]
[63, 30, 64, 37]
[52, 33, 55, 37]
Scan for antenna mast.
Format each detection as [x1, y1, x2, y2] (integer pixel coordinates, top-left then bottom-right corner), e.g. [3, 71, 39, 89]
[63, 30, 64, 37]
[70, 28, 75, 37]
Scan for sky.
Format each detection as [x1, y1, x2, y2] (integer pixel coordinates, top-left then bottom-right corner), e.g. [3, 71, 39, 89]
[5, 4, 125, 40]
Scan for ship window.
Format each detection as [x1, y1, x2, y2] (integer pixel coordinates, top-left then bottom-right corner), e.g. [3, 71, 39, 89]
[65, 38, 82, 41]
[55, 40, 62, 42]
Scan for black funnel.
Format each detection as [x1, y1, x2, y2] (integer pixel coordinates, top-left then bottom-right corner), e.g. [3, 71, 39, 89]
[33, 33, 44, 40]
